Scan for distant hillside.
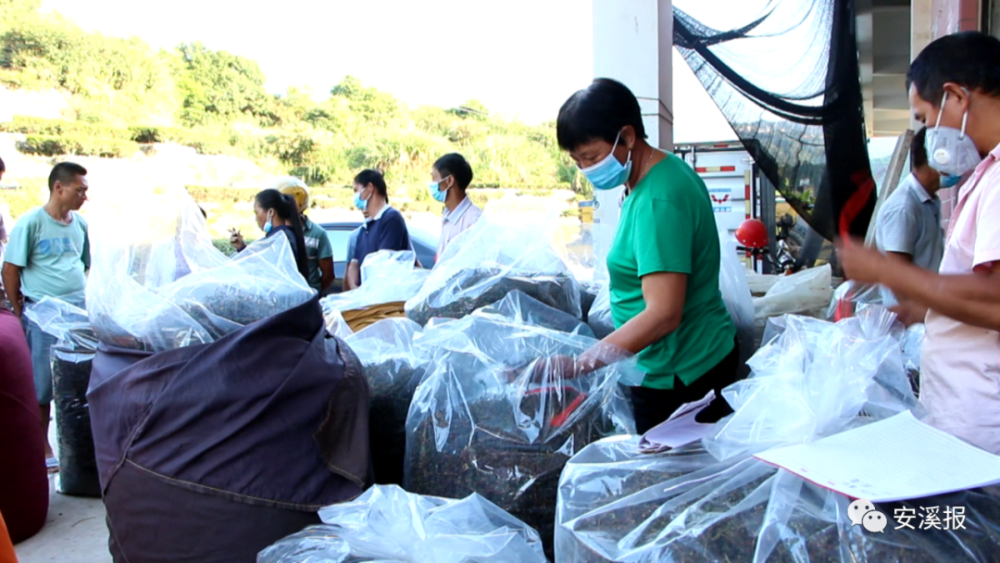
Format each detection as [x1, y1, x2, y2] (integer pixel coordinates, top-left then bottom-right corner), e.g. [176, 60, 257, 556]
[0, 0, 589, 196]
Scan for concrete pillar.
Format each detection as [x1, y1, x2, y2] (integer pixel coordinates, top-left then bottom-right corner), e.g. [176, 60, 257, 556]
[915, 0, 983, 229]
[926, 0, 980, 35]
[590, 0, 673, 278]
[912, 0, 933, 68]
[592, 0, 673, 150]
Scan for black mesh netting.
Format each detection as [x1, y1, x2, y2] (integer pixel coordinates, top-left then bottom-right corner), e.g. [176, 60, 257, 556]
[674, 0, 875, 241]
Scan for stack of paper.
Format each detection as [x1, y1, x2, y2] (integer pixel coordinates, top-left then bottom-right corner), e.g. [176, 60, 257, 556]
[755, 411, 1000, 502]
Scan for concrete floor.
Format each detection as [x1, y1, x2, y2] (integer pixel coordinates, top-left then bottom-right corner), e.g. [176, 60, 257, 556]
[14, 422, 112, 563]
[14, 480, 111, 563]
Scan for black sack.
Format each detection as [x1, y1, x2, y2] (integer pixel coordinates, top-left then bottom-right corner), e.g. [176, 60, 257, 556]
[89, 296, 371, 563]
[23, 294, 100, 497]
[52, 345, 100, 497]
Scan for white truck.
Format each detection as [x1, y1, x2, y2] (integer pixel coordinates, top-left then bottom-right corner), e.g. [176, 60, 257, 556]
[674, 141, 756, 241]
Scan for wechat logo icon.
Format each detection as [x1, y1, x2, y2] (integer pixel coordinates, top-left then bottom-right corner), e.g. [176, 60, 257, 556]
[848, 498, 886, 533]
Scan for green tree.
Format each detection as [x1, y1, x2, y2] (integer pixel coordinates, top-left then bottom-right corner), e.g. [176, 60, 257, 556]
[331, 75, 400, 127]
[450, 99, 489, 120]
[174, 42, 274, 125]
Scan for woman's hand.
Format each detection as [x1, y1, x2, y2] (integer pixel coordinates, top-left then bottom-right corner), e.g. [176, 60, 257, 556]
[528, 355, 579, 383]
[527, 351, 610, 383]
[229, 229, 246, 252]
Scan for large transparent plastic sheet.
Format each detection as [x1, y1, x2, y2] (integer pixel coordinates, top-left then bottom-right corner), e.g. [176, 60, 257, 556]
[405, 218, 583, 326]
[720, 233, 757, 374]
[86, 184, 314, 352]
[321, 250, 430, 317]
[674, 0, 875, 240]
[404, 315, 639, 556]
[344, 318, 427, 486]
[553, 308, 968, 563]
[258, 485, 547, 563]
[557, 438, 1000, 563]
[827, 280, 885, 320]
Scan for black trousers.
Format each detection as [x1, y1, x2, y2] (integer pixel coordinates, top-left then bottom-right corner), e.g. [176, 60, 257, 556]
[630, 338, 742, 435]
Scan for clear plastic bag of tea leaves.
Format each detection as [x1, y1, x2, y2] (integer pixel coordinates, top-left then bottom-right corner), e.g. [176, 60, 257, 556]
[344, 318, 426, 486]
[474, 290, 595, 338]
[24, 292, 101, 496]
[705, 307, 914, 462]
[157, 234, 315, 340]
[405, 219, 582, 326]
[258, 485, 547, 563]
[557, 436, 1000, 563]
[556, 308, 946, 563]
[901, 323, 924, 396]
[404, 315, 639, 557]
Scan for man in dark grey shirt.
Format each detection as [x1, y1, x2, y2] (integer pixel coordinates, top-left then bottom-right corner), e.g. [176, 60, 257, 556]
[874, 127, 945, 308]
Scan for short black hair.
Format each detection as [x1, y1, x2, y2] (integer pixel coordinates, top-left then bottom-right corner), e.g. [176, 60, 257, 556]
[0, 155, 5, 173]
[908, 32, 1000, 105]
[198, 205, 207, 219]
[910, 128, 928, 170]
[48, 162, 87, 191]
[354, 169, 388, 202]
[433, 153, 474, 190]
[557, 78, 647, 152]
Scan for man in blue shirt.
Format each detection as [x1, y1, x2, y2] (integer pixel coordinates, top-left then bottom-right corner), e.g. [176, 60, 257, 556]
[347, 169, 410, 289]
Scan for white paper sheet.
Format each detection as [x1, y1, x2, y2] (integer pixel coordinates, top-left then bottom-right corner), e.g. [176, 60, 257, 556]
[755, 411, 1000, 502]
[638, 390, 716, 454]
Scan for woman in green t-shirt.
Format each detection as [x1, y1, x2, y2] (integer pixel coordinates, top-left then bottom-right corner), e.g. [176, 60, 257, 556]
[554, 78, 740, 434]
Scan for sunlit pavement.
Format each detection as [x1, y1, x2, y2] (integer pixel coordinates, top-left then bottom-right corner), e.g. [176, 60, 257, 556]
[14, 422, 111, 563]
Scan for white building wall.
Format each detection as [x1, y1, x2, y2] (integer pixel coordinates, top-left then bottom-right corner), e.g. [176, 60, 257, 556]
[591, 0, 674, 279]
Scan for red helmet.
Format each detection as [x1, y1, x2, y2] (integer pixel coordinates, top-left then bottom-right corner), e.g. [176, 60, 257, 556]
[736, 219, 769, 249]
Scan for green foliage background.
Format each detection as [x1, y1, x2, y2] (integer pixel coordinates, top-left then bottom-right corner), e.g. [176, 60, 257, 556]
[0, 0, 591, 195]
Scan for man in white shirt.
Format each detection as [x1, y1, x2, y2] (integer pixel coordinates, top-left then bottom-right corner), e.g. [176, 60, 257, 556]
[874, 127, 945, 310]
[429, 153, 482, 260]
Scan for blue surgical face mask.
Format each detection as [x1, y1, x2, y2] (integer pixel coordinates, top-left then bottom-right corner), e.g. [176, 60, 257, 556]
[428, 177, 449, 203]
[940, 173, 962, 188]
[579, 131, 632, 190]
[354, 188, 369, 211]
[925, 91, 981, 178]
[262, 210, 273, 234]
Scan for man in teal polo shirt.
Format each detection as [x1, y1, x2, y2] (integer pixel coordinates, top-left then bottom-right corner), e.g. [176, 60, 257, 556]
[2, 162, 90, 465]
